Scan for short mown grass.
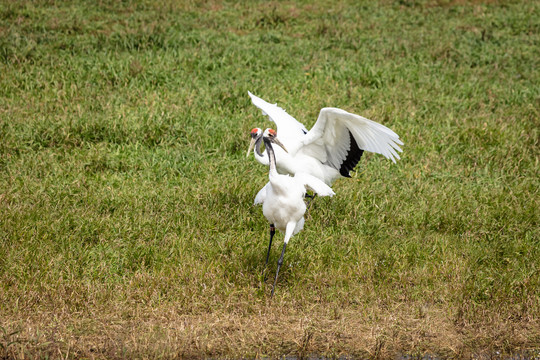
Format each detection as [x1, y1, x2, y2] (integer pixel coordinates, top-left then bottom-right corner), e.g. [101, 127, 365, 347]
[1, 0, 539, 358]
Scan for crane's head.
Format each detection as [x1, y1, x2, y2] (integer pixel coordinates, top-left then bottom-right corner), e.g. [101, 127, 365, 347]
[247, 128, 263, 158]
[250, 127, 263, 139]
[263, 128, 288, 153]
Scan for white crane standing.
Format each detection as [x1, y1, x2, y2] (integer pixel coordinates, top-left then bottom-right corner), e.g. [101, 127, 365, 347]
[253, 128, 335, 297]
[247, 92, 403, 186]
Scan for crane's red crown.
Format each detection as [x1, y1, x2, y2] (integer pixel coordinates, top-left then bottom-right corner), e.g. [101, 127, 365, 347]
[268, 129, 276, 136]
[250, 128, 260, 135]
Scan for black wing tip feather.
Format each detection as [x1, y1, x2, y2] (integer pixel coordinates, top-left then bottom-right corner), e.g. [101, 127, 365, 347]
[339, 131, 364, 178]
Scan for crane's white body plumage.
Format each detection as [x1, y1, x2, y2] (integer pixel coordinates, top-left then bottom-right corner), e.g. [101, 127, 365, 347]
[248, 91, 403, 185]
[255, 129, 334, 242]
[255, 171, 334, 242]
[253, 128, 335, 296]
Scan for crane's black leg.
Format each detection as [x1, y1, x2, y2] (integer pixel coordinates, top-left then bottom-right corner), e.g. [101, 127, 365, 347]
[271, 242, 287, 298]
[265, 224, 276, 266]
[262, 224, 275, 277]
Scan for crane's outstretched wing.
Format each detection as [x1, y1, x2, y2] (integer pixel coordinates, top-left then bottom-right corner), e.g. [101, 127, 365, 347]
[254, 183, 269, 205]
[295, 173, 335, 197]
[248, 92, 308, 146]
[301, 108, 403, 172]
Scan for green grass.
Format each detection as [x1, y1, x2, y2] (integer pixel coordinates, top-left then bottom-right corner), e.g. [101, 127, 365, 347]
[1, 0, 539, 358]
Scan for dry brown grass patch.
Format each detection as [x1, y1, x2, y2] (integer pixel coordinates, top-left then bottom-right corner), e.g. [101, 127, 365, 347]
[2, 300, 539, 359]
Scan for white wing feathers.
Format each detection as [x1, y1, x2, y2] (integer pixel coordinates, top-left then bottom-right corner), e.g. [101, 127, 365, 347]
[248, 92, 403, 175]
[295, 173, 335, 197]
[248, 91, 308, 143]
[305, 108, 403, 163]
[254, 173, 334, 206]
[253, 183, 268, 205]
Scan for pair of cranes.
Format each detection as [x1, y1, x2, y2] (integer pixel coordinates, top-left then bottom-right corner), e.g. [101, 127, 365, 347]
[246, 92, 403, 296]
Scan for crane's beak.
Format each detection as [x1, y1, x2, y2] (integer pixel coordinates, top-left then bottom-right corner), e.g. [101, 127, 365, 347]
[272, 138, 288, 153]
[246, 137, 257, 158]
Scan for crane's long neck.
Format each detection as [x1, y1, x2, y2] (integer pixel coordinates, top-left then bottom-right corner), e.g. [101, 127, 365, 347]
[263, 138, 278, 177]
[254, 138, 268, 165]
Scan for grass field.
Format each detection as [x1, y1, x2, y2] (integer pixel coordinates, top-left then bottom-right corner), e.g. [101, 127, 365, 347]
[1, 0, 539, 358]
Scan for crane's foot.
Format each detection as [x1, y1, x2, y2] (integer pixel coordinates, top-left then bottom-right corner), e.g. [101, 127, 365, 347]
[271, 242, 287, 298]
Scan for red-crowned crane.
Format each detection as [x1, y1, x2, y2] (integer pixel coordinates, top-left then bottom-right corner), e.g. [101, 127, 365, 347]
[253, 128, 335, 297]
[247, 92, 403, 186]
